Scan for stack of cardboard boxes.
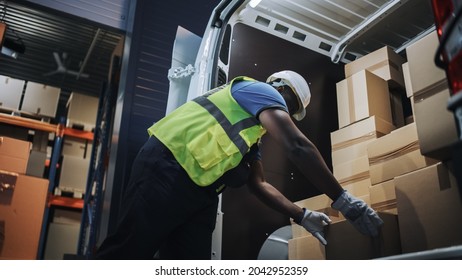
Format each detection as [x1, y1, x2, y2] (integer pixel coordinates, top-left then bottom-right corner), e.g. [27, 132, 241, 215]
[0, 137, 49, 259]
[289, 32, 462, 259]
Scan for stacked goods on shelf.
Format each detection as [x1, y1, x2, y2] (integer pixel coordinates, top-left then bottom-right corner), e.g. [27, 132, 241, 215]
[21, 82, 60, 119]
[0, 136, 49, 259]
[0, 75, 25, 112]
[55, 92, 97, 199]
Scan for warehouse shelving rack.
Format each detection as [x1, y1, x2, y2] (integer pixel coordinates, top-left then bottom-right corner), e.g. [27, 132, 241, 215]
[77, 79, 117, 258]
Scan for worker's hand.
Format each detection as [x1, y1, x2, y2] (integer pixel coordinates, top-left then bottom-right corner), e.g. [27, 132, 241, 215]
[332, 191, 384, 236]
[299, 208, 331, 246]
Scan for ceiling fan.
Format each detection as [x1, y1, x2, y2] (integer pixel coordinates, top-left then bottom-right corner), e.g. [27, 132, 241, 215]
[43, 51, 90, 79]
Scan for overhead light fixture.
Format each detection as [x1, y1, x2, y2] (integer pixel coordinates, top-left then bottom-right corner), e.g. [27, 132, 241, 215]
[1, 46, 18, 59]
[249, 0, 263, 8]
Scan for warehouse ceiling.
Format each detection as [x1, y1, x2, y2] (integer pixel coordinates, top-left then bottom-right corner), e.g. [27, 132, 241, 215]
[0, 0, 124, 98]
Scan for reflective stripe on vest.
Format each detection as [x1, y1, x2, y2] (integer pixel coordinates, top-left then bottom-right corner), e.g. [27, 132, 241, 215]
[149, 76, 265, 186]
[193, 95, 259, 156]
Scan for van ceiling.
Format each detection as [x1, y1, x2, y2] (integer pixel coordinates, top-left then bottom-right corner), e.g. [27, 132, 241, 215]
[242, 0, 435, 62]
[0, 1, 123, 98]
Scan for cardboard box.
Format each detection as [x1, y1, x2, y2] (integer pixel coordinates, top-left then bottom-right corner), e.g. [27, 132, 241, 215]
[394, 162, 462, 253]
[0, 75, 25, 111]
[0, 22, 6, 47]
[288, 236, 325, 260]
[62, 136, 91, 159]
[412, 87, 458, 161]
[58, 155, 90, 197]
[340, 178, 371, 198]
[325, 212, 401, 259]
[336, 70, 393, 128]
[370, 179, 397, 214]
[0, 136, 31, 174]
[292, 194, 341, 238]
[66, 92, 98, 131]
[367, 123, 437, 184]
[406, 31, 448, 97]
[21, 82, 60, 118]
[331, 116, 395, 166]
[333, 155, 370, 186]
[344, 46, 406, 88]
[0, 175, 49, 259]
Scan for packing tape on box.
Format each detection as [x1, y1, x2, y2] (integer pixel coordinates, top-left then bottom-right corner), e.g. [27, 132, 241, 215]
[368, 141, 420, 165]
[331, 132, 378, 151]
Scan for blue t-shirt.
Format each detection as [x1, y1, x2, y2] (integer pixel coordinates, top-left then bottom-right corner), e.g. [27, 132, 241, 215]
[231, 80, 289, 120]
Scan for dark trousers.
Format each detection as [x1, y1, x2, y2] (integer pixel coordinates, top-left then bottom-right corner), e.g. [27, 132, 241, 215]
[95, 136, 219, 260]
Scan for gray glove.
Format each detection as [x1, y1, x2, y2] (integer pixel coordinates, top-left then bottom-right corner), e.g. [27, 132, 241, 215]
[331, 191, 384, 236]
[299, 208, 332, 245]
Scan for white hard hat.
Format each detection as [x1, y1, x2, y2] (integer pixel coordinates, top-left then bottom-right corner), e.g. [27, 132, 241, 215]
[266, 70, 311, 121]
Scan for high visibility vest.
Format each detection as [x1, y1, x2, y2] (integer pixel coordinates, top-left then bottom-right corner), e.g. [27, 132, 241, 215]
[148, 76, 266, 186]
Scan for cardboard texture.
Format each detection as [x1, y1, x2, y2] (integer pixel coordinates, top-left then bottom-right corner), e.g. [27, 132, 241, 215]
[333, 155, 369, 185]
[412, 87, 459, 161]
[0, 22, 5, 47]
[339, 178, 371, 198]
[370, 179, 397, 214]
[344, 46, 406, 88]
[406, 31, 447, 97]
[331, 116, 395, 166]
[0, 174, 49, 259]
[325, 212, 401, 259]
[336, 70, 392, 128]
[0, 136, 31, 174]
[288, 236, 325, 260]
[394, 162, 462, 254]
[62, 136, 90, 158]
[367, 123, 437, 184]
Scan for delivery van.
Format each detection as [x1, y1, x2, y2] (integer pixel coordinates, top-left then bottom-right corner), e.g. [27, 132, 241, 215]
[164, 0, 462, 260]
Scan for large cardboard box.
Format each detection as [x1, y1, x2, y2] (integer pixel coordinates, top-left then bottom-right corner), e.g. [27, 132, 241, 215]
[367, 123, 437, 184]
[331, 116, 395, 166]
[370, 179, 397, 214]
[394, 162, 462, 254]
[325, 212, 401, 259]
[66, 92, 98, 131]
[336, 70, 392, 128]
[406, 31, 447, 97]
[0, 75, 25, 111]
[21, 82, 60, 118]
[0, 174, 49, 259]
[288, 236, 325, 260]
[402, 62, 414, 98]
[412, 87, 458, 161]
[344, 46, 406, 88]
[0, 136, 31, 174]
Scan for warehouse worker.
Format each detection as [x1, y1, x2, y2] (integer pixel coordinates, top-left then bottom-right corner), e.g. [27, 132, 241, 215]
[95, 70, 383, 260]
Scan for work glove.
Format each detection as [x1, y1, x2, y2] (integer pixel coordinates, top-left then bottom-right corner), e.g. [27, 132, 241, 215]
[332, 190, 384, 236]
[299, 208, 332, 246]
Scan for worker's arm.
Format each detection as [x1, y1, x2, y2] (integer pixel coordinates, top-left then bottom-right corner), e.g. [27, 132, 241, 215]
[258, 108, 384, 236]
[247, 159, 304, 221]
[247, 159, 331, 245]
[258, 108, 343, 200]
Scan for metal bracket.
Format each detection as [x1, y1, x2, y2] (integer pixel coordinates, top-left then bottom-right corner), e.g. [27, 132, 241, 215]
[168, 64, 196, 80]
